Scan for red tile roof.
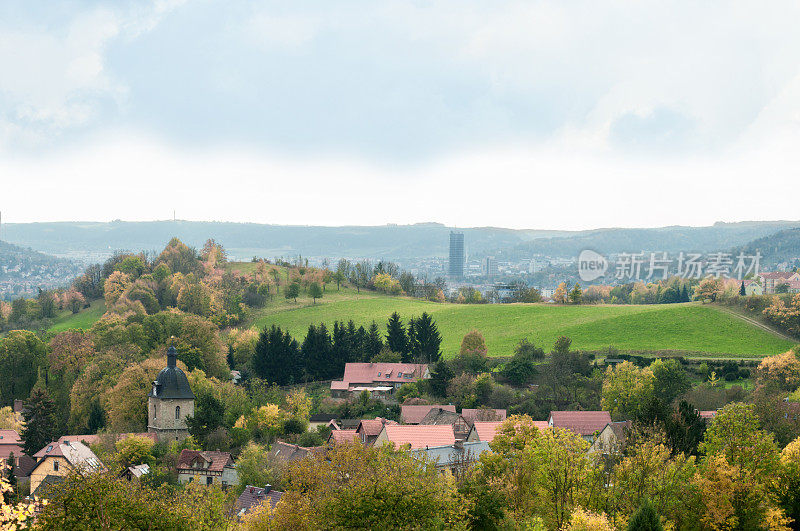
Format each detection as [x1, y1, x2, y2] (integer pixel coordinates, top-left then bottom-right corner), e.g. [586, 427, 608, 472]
[177, 450, 234, 473]
[549, 411, 611, 436]
[760, 272, 798, 280]
[699, 410, 717, 420]
[0, 430, 22, 445]
[357, 418, 397, 437]
[340, 363, 429, 385]
[328, 429, 359, 444]
[401, 405, 456, 424]
[234, 486, 284, 518]
[380, 425, 456, 450]
[471, 420, 548, 442]
[461, 409, 507, 423]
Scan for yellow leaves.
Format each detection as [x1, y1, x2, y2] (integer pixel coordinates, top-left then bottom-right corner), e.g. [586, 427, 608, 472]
[0, 476, 36, 530]
[286, 389, 311, 422]
[553, 282, 568, 304]
[372, 273, 402, 294]
[103, 271, 131, 306]
[756, 351, 800, 391]
[601, 361, 654, 419]
[563, 508, 614, 531]
[0, 407, 22, 432]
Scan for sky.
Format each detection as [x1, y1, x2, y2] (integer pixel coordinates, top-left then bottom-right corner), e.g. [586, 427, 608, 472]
[1, 0, 799, 230]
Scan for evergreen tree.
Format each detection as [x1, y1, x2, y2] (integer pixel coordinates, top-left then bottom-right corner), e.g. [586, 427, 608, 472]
[302, 324, 333, 380]
[680, 284, 690, 302]
[21, 388, 57, 456]
[6, 451, 17, 501]
[366, 321, 384, 360]
[354, 326, 369, 363]
[626, 499, 663, 531]
[429, 361, 454, 397]
[331, 322, 350, 370]
[411, 313, 442, 363]
[386, 312, 409, 360]
[186, 392, 224, 446]
[226, 345, 235, 369]
[253, 325, 301, 385]
[740, 281, 747, 296]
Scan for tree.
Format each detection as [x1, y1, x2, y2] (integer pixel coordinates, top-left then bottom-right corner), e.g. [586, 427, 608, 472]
[602, 361, 655, 421]
[429, 360, 454, 397]
[460, 330, 487, 356]
[409, 313, 442, 363]
[308, 282, 323, 303]
[0, 330, 47, 405]
[650, 358, 689, 405]
[235, 443, 281, 494]
[21, 388, 57, 456]
[386, 312, 409, 361]
[186, 392, 225, 446]
[553, 336, 572, 355]
[694, 277, 724, 302]
[301, 324, 333, 380]
[252, 325, 302, 385]
[553, 282, 568, 304]
[246, 443, 464, 530]
[569, 283, 583, 304]
[626, 499, 663, 531]
[115, 435, 155, 470]
[756, 350, 800, 392]
[285, 282, 300, 302]
[503, 339, 543, 385]
[740, 281, 747, 296]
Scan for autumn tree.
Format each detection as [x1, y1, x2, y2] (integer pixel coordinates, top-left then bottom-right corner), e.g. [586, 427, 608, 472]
[756, 350, 800, 392]
[553, 282, 568, 304]
[602, 361, 654, 421]
[460, 330, 488, 356]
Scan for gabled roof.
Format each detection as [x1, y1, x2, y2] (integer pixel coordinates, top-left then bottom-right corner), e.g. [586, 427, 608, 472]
[357, 418, 396, 437]
[411, 441, 492, 467]
[234, 485, 284, 518]
[401, 405, 456, 424]
[549, 411, 611, 436]
[0, 429, 22, 445]
[31, 474, 64, 497]
[340, 363, 429, 384]
[471, 420, 548, 442]
[126, 464, 151, 478]
[328, 430, 359, 444]
[699, 410, 718, 420]
[32, 441, 104, 471]
[419, 408, 463, 426]
[760, 271, 800, 280]
[177, 450, 234, 473]
[268, 441, 324, 462]
[379, 425, 456, 450]
[461, 409, 507, 424]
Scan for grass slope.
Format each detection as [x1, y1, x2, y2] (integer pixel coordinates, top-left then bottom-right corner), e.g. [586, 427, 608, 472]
[48, 299, 106, 333]
[251, 296, 796, 359]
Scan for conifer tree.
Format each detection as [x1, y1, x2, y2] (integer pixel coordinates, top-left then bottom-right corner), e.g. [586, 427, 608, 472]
[627, 499, 663, 531]
[21, 388, 57, 456]
[386, 312, 409, 360]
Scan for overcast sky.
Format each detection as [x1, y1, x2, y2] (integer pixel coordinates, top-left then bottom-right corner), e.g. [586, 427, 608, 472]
[2, 0, 799, 230]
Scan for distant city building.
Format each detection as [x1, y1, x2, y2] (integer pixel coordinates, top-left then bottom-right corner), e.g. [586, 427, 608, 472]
[448, 231, 465, 278]
[483, 257, 498, 279]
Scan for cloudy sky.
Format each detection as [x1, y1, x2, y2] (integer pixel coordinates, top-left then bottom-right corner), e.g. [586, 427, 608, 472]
[2, 0, 799, 229]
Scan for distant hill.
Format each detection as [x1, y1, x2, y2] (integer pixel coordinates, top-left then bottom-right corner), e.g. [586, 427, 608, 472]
[734, 227, 800, 268]
[1, 221, 569, 262]
[0, 240, 82, 299]
[502, 221, 800, 259]
[3, 219, 800, 264]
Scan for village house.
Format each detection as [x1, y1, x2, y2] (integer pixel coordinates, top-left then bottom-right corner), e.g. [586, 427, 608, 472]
[759, 271, 800, 294]
[327, 429, 359, 445]
[267, 441, 324, 464]
[460, 408, 507, 424]
[587, 421, 632, 456]
[418, 408, 471, 440]
[232, 485, 284, 520]
[466, 420, 549, 443]
[400, 404, 456, 424]
[330, 362, 430, 399]
[410, 440, 492, 475]
[0, 429, 36, 481]
[373, 424, 456, 450]
[549, 411, 611, 442]
[29, 440, 105, 496]
[121, 464, 151, 482]
[176, 450, 238, 488]
[356, 417, 397, 446]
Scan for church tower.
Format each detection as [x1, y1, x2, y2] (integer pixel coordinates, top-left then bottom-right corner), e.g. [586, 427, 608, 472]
[148, 346, 195, 442]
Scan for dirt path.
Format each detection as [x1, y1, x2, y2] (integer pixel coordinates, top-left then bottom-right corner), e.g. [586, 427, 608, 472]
[714, 305, 799, 344]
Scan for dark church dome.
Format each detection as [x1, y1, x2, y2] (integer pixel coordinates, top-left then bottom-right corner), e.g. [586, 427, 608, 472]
[149, 346, 195, 400]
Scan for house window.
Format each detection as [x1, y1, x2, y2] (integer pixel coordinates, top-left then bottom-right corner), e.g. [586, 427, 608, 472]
[175, 406, 181, 419]
[206, 476, 213, 486]
[53, 460, 59, 472]
[153, 404, 157, 419]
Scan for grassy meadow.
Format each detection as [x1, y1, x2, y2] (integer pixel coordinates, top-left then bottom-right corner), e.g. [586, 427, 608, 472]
[48, 299, 106, 333]
[249, 291, 796, 359]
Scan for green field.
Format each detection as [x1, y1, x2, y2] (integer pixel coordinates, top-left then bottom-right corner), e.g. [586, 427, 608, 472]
[48, 299, 106, 333]
[250, 295, 796, 359]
